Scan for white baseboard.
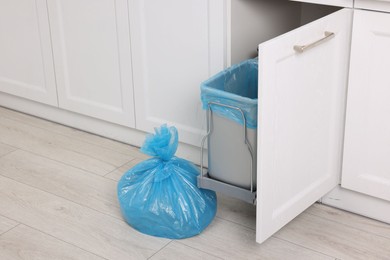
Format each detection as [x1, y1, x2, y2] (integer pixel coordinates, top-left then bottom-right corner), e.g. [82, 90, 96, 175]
[321, 185, 390, 224]
[0, 92, 203, 164]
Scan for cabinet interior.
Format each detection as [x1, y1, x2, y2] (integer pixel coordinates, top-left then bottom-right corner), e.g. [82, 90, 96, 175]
[230, 0, 341, 64]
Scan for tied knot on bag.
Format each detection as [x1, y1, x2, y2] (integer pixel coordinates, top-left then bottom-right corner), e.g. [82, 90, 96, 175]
[140, 124, 179, 161]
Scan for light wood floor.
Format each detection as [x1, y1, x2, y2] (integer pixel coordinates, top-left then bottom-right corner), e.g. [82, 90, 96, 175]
[0, 107, 389, 260]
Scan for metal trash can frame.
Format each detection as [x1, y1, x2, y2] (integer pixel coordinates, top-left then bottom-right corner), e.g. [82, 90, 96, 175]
[198, 59, 258, 204]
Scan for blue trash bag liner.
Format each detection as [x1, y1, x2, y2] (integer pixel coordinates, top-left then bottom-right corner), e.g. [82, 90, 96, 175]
[117, 124, 217, 239]
[201, 58, 258, 128]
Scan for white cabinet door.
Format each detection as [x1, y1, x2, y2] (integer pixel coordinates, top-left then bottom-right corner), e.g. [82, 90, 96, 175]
[342, 10, 390, 202]
[47, 0, 135, 127]
[256, 9, 352, 243]
[0, 0, 57, 106]
[129, 0, 225, 146]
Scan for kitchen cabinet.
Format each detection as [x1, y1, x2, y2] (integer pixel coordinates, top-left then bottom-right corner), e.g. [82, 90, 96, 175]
[321, 1, 390, 225]
[129, 0, 302, 146]
[1, 0, 389, 245]
[253, 0, 390, 243]
[256, 8, 352, 243]
[255, 0, 390, 242]
[0, 0, 317, 149]
[47, 0, 136, 127]
[0, 0, 57, 106]
[341, 10, 390, 202]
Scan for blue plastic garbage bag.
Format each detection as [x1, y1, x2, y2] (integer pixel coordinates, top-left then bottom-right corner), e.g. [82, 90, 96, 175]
[117, 125, 217, 239]
[201, 58, 258, 128]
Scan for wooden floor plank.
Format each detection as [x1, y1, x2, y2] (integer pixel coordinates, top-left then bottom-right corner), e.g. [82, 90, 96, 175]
[307, 203, 390, 239]
[216, 194, 256, 230]
[0, 175, 169, 260]
[0, 150, 122, 219]
[0, 142, 17, 158]
[180, 217, 334, 260]
[0, 215, 18, 235]
[0, 107, 145, 158]
[274, 212, 390, 260]
[0, 117, 132, 175]
[1, 108, 390, 260]
[0, 225, 105, 260]
[105, 158, 145, 181]
[150, 241, 222, 260]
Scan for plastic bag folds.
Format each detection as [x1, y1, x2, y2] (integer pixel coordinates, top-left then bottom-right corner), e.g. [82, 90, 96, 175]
[117, 124, 217, 239]
[201, 58, 258, 128]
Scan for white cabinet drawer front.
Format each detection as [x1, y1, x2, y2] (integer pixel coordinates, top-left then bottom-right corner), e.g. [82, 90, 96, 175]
[48, 0, 135, 127]
[256, 8, 353, 243]
[342, 10, 390, 202]
[0, 0, 57, 106]
[290, 0, 353, 7]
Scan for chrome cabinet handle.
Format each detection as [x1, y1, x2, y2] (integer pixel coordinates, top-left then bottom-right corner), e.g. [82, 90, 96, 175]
[293, 31, 335, 53]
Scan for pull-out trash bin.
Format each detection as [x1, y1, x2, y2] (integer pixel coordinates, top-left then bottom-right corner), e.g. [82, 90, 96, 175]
[198, 58, 258, 204]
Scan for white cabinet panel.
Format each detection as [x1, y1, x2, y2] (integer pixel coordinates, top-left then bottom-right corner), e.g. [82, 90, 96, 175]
[342, 10, 390, 202]
[48, 0, 135, 127]
[0, 0, 57, 106]
[291, 0, 353, 8]
[355, 0, 390, 13]
[256, 9, 352, 243]
[129, 0, 225, 146]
